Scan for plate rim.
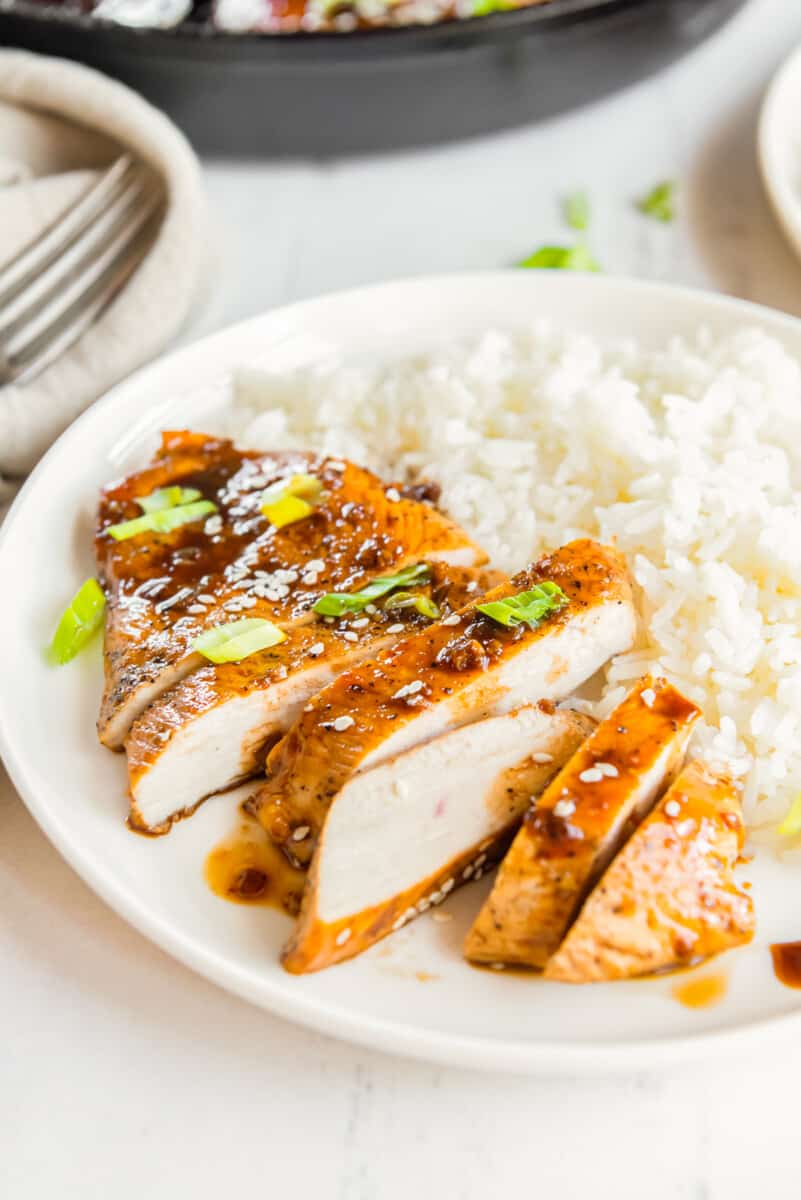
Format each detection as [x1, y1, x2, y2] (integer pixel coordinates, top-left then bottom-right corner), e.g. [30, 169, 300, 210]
[758, 41, 801, 263]
[3, 269, 801, 1074]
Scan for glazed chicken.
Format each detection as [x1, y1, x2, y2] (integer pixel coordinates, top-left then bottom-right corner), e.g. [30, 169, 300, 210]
[281, 705, 594, 973]
[545, 760, 755, 981]
[254, 539, 636, 865]
[126, 564, 505, 833]
[464, 677, 701, 968]
[96, 432, 485, 748]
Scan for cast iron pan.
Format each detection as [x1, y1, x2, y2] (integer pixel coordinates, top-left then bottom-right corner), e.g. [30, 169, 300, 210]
[0, 0, 747, 156]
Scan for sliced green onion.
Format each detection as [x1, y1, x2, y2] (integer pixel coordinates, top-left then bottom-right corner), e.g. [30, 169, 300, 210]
[106, 499, 217, 541]
[637, 180, 676, 223]
[138, 485, 202, 514]
[477, 581, 568, 629]
[313, 564, 431, 617]
[778, 794, 801, 838]
[472, 0, 514, 14]
[564, 191, 590, 232]
[49, 577, 106, 664]
[383, 591, 440, 620]
[263, 495, 315, 530]
[518, 242, 601, 272]
[193, 618, 287, 664]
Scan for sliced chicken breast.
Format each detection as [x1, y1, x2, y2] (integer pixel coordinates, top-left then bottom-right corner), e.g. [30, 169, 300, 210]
[545, 760, 754, 982]
[464, 677, 701, 968]
[254, 539, 636, 864]
[97, 432, 485, 748]
[126, 565, 505, 834]
[282, 705, 595, 973]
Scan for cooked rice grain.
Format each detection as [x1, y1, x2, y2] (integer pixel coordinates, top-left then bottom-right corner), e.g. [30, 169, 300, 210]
[231, 321, 801, 832]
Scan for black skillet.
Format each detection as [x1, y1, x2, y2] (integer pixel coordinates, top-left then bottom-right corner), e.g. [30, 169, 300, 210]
[0, 0, 748, 156]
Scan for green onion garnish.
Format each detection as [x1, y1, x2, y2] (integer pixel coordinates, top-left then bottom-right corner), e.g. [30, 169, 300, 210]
[49, 577, 106, 664]
[313, 564, 431, 617]
[778, 794, 801, 838]
[476, 581, 568, 629]
[637, 181, 676, 223]
[138, 486, 202, 514]
[472, 0, 514, 14]
[383, 591, 440, 620]
[564, 191, 590, 232]
[106, 499, 217, 541]
[518, 242, 601, 272]
[193, 618, 287, 664]
[261, 473, 323, 529]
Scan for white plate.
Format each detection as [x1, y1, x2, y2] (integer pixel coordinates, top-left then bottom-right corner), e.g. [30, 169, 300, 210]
[759, 42, 801, 262]
[2, 273, 801, 1074]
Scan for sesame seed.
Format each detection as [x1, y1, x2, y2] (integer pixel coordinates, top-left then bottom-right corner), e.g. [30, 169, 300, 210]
[595, 762, 619, 778]
[441, 878, 455, 894]
[308, 642, 325, 657]
[302, 573, 319, 586]
[332, 715, 355, 732]
[664, 799, 681, 818]
[329, 461, 346, 473]
[490, 963, 506, 971]
[335, 928, 352, 946]
[466, 581, 478, 593]
[403, 907, 417, 921]
[292, 825, 310, 841]
[532, 752, 553, 764]
[352, 617, 370, 628]
[474, 868, 484, 881]
[429, 890, 442, 905]
[641, 687, 656, 708]
[431, 911, 453, 924]
[676, 818, 696, 837]
[204, 515, 223, 535]
[304, 703, 314, 712]
[462, 865, 474, 880]
[307, 559, 325, 572]
[187, 604, 207, 614]
[416, 898, 430, 914]
[393, 680, 424, 699]
[157, 587, 192, 612]
[579, 767, 604, 784]
[237, 596, 258, 609]
[474, 854, 487, 869]
[553, 798, 576, 819]
[365, 604, 379, 615]
[441, 613, 461, 626]
[385, 487, 401, 502]
[343, 631, 358, 643]
[392, 914, 407, 931]
[386, 623, 405, 635]
[197, 593, 215, 604]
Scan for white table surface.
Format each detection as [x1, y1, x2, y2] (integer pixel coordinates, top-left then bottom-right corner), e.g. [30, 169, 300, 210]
[4, 0, 801, 1194]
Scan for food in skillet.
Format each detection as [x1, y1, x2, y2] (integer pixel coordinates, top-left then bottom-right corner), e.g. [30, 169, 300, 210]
[28, 0, 554, 34]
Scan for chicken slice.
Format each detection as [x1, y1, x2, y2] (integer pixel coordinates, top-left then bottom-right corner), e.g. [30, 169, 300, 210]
[97, 431, 485, 748]
[282, 705, 595, 973]
[254, 539, 636, 864]
[126, 565, 505, 834]
[544, 760, 754, 981]
[464, 677, 701, 968]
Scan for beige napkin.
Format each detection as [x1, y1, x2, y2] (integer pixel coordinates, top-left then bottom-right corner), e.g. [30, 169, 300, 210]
[0, 50, 209, 499]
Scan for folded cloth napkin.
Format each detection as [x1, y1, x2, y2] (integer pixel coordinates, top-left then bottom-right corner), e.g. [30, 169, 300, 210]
[0, 49, 208, 500]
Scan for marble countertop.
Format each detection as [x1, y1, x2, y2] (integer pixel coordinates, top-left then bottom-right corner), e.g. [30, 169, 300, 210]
[3, 0, 801, 1194]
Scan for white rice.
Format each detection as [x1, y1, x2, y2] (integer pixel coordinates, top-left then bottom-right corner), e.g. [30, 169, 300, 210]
[229, 320, 801, 833]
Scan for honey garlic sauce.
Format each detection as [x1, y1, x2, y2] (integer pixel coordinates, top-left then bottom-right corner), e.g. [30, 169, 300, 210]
[205, 812, 306, 915]
[671, 972, 728, 1009]
[770, 941, 801, 989]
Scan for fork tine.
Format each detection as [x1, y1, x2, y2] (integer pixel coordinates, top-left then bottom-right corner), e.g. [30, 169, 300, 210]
[4, 190, 165, 386]
[0, 166, 153, 341]
[0, 155, 136, 313]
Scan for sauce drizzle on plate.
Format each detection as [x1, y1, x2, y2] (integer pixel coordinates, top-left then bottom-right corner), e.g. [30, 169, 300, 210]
[671, 972, 727, 1009]
[770, 941, 801, 989]
[205, 811, 305, 916]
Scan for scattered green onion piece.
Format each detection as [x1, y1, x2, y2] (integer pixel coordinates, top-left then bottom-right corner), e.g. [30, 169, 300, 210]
[138, 485, 202, 514]
[49, 577, 106, 665]
[476, 581, 568, 629]
[313, 564, 431, 617]
[518, 242, 601, 272]
[263, 495, 315, 529]
[193, 618, 287, 664]
[564, 191, 590, 232]
[383, 591, 440, 620]
[106, 499, 217, 541]
[778, 794, 801, 838]
[637, 180, 676, 223]
[472, 0, 515, 14]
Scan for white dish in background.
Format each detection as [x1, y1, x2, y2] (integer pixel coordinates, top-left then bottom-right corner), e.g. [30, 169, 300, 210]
[1, 272, 800, 1075]
[759, 42, 801, 261]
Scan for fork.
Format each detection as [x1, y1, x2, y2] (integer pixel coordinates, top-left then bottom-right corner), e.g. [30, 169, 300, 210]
[0, 155, 166, 387]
